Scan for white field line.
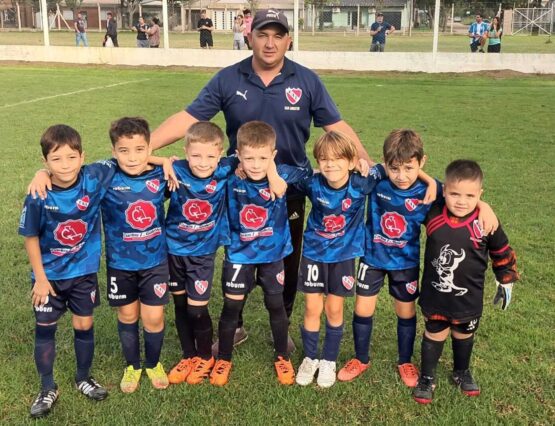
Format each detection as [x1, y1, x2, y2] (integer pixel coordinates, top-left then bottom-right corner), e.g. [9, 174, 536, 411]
[1, 79, 150, 109]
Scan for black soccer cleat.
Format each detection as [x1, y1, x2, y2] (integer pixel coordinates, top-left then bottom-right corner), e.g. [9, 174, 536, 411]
[412, 375, 435, 404]
[452, 369, 480, 397]
[30, 387, 59, 418]
[76, 376, 108, 401]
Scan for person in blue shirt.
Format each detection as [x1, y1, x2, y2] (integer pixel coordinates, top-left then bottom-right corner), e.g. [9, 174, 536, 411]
[209, 121, 308, 387]
[294, 131, 386, 388]
[369, 13, 395, 52]
[19, 125, 112, 418]
[150, 9, 372, 352]
[468, 14, 488, 52]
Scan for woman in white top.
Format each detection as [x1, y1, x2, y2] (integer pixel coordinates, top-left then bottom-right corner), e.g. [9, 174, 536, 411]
[232, 15, 246, 50]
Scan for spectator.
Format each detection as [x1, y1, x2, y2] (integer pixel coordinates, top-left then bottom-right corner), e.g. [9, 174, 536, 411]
[147, 17, 161, 48]
[105, 12, 118, 47]
[197, 10, 214, 49]
[486, 16, 503, 53]
[132, 17, 149, 48]
[468, 14, 488, 53]
[74, 12, 88, 47]
[233, 15, 246, 50]
[243, 9, 253, 50]
[369, 13, 394, 52]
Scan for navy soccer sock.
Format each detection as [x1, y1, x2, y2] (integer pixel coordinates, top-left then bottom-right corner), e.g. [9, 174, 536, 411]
[452, 334, 475, 371]
[173, 293, 196, 359]
[397, 316, 417, 365]
[264, 293, 289, 359]
[144, 327, 165, 369]
[353, 314, 373, 364]
[74, 327, 94, 382]
[34, 324, 57, 390]
[187, 304, 213, 360]
[322, 321, 344, 362]
[300, 326, 320, 360]
[217, 298, 244, 361]
[420, 335, 445, 379]
[117, 320, 141, 369]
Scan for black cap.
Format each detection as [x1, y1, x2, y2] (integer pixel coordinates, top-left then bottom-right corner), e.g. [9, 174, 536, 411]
[252, 9, 289, 33]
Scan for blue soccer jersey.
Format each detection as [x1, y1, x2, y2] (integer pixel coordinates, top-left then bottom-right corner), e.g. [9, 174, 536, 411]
[362, 178, 441, 270]
[102, 165, 168, 271]
[226, 165, 309, 264]
[165, 156, 239, 256]
[299, 165, 385, 263]
[18, 161, 116, 280]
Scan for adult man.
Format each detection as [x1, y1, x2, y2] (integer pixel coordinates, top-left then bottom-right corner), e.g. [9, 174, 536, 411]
[150, 9, 370, 351]
[369, 13, 394, 52]
[106, 12, 118, 47]
[74, 12, 88, 47]
[243, 9, 253, 50]
[197, 10, 214, 49]
[468, 14, 488, 52]
[133, 17, 149, 48]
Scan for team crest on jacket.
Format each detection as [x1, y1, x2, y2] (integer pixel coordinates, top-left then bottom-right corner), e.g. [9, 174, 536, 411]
[54, 219, 87, 247]
[342, 275, 355, 290]
[404, 198, 420, 212]
[240, 204, 268, 230]
[183, 199, 212, 224]
[405, 281, 418, 295]
[206, 180, 217, 194]
[342, 198, 352, 211]
[380, 212, 407, 239]
[154, 283, 167, 298]
[195, 280, 209, 295]
[259, 188, 271, 201]
[146, 179, 160, 193]
[125, 200, 157, 231]
[276, 271, 285, 285]
[76, 195, 90, 211]
[285, 87, 302, 105]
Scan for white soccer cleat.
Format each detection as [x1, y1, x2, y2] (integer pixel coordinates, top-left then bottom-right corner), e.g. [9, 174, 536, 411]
[317, 360, 337, 388]
[296, 357, 319, 386]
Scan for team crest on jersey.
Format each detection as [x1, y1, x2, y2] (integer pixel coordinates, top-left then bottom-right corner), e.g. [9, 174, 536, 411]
[54, 219, 87, 247]
[90, 290, 96, 303]
[404, 198, 420, 212]
[240, 204, 268, 230]
[195, 280, 209, 295]
[259, 188, 271, 201]
[285, 87, 302, 105]
[342, 198, 352, 211]
[183, 199, 212, 224]
[206, 180, 217, 194]
[380, 212, 407, 239]
[276, 271, 285, 286]
[472, 220, 484, 239]
[342, 275, 355, 290]
[125, 200, 157, 231]
[323, 214, 346, 233]
[405, 281, 418, 295]
[154, 283, 167, 298]
[146, 179, 160, 193]
[76, 195, 90, 211]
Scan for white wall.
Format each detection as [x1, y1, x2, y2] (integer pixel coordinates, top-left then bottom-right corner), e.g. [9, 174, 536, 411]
[0, 45, 554, 74]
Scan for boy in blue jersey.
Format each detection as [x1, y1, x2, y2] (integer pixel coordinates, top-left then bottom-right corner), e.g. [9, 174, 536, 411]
[19, 125, 111, 418]
[294, 131, 388, 388]
[338, 130, 497, 387]
[165, 122, 238, 385]
[209, 121, 307, 387]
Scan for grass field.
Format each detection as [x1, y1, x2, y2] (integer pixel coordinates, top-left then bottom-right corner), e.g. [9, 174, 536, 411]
[1, 29, 555, 53]
[1, 64, 554, 425]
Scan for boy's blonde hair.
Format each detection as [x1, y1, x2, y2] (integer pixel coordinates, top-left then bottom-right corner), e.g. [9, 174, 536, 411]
[313, 131, 358, 162]
[237, 121, 276, 151]
[185, 121, 225, 149]
[383, 129, 424, 167]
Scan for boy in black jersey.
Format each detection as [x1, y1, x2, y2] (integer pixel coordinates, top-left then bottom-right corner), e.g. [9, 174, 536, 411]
[413, 160, 519, 404]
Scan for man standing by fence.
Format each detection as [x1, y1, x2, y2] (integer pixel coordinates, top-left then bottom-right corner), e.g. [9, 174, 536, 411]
[369, 13, 394, 52]
[106, 12, 118, 47]
[74, 12, 88, 47]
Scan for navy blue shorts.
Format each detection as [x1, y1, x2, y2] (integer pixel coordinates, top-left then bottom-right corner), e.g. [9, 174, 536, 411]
[355, 262, 419, 302]
[168, 253, 216, 302]
[297, 256, 356, 297]
[33, 273, 100, 323]
[107, 262, 170, 307]
[423, 312, 481, 334]
[222, 260, 284, 296]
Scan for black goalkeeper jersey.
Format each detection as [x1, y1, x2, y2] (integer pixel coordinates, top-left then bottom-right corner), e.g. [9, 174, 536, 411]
[419, 203, 519, 321]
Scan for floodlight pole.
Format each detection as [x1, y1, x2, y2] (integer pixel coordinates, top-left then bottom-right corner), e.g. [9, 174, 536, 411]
[40, 0, 50, 46]
[432, 0, 440, 57]
[162, 0, 169, 48]
[294, 0, 299, 50]
[450, 3, 454, 34]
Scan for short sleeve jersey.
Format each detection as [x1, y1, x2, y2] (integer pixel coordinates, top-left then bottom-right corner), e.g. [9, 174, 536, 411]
[299, 165, 385, 263]
[165, 156, 239, 256]
[468, 22, 488, 40]
[101, 165, 167, 271]
[226, 165, 309, 264]
[18, 161, 116, 280]
[363, 178, 441, 270]
[371, 21, 392, 44]
[135, 23, 148, 40]
[186, 57, 341, 172]
[198, 18, 213, 36]
[419, 204, 512, 320]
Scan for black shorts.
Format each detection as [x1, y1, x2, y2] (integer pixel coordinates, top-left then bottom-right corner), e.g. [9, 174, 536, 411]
[168, 253, 216, 302]
[222, 260, 284, 296]
[487, 44, 501, 53]
[107, 262, 170, 307]
[297, 257, 356, 297]
[423, 313, 481, 334]
[200, 34, 213, 47]
[33, 273, 100, 323]
[355, 262, 419, 302]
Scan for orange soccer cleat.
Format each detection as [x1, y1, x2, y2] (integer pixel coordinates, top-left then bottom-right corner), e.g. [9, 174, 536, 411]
[398, 363, 419, 388]
[337, 358, 369, 382]
[209, 359, 232, 386]
[187, 357, 215, 385]
[274, 356, 295, 385]
[168, 358, 196, 385]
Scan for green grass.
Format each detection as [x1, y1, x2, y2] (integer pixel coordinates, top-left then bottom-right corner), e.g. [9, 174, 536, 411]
[1, 64, 554, 424]
[1, 30, 554, 53]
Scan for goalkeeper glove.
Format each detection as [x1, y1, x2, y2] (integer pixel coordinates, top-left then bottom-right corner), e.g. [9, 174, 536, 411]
[493, 282, 513, 310]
